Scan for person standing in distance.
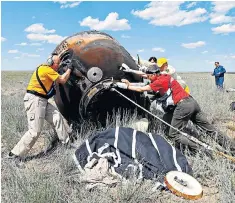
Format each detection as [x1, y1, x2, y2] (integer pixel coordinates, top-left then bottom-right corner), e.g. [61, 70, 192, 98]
[212, 62, 226, 89]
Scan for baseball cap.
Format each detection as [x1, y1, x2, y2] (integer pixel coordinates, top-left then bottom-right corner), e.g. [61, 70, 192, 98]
[146, 64, 160, 74]
[157, 58, 168, 67]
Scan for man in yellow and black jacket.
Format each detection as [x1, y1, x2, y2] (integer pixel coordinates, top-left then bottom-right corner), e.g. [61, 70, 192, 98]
[9, 53, 73, 159]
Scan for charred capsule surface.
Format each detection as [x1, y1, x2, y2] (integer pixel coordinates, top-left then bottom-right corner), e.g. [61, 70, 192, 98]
[53, 31, 149, 124]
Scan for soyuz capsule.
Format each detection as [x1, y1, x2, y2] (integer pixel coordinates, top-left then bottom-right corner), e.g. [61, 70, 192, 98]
[53, 30, 149, 124]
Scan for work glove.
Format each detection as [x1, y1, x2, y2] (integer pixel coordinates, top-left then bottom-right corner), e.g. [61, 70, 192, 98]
[103, 81, 115, 90]
[60, 59, 74, 72]
[120, 63, 132, 72]
[61, 59, 72, 67]
[68, 64, 74, 72]
[138, 65, 148, 72]
[116, 82, 128, 89]
[120, 63, 139, 74]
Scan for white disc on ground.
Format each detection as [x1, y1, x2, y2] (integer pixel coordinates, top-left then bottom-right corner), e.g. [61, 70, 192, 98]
[164, 171, 203, 200]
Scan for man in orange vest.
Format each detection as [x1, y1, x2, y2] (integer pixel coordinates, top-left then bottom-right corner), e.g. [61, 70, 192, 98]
[9, 53, 73, 160]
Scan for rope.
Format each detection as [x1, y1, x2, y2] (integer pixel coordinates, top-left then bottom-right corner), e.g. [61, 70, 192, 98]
[111, 88, 235, 163]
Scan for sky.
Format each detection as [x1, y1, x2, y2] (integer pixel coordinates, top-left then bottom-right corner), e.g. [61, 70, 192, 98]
[1, 1, 235, 72]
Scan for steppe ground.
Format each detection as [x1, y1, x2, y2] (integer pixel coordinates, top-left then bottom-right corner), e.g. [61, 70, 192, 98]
[1, 71, 235, 203]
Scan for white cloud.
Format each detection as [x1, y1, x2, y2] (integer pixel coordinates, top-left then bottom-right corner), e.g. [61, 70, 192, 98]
[36, 48, 44, 52]
[54, 1, 81, 8]
[8, 50, 19, 54]
[30, 43, 42, 46]
[214, 54, 229, 59]
[1, 37, 7, 42]
[32, 16, 36, 19]
[25, 23, 56, 34]
[53, 1, 67, 5]
[210, 14, 235, 24]
[152, 47, 165, 52]
[201, 50, 208, 54]
[131, 2, 208, 27]
[80, 12, 131, 31]
[230, 55, 235, 59]
[207, 54, 235, 61]
[27, 54, 40, 57]
[8, 50, 40, 57]
[21, 53, 40, 57]
[205, 60, 214, 64]
[212, 23, 235, 34]
[210, 2, 235, 24]
[181, 41, 206, 49]
[211, 1, 235, 13]
[224, 54, 235, 59]
[27, 33, 66, 44]
[186, 2, 197, 9]
[15, 42, 27, 46]
[121, 34, 130, 38]
[25, 23, 66, 44]
[61, 2, 81, 8]
[137, 49, 144, 53]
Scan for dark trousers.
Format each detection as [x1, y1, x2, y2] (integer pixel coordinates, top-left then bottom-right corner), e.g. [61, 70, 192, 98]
[163, 112, 173, 134]
[167, 96, 235, 152]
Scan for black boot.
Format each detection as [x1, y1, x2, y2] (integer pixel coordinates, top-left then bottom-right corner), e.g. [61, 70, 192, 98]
[7, 152, 25, 168]
[7, 152, 20, 159]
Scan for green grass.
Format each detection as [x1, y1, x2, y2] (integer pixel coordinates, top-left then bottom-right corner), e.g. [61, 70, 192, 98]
[1, 71, 235, 203]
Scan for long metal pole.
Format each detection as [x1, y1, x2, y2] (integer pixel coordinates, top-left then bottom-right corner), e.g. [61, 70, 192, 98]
[111, 88, 235, 163]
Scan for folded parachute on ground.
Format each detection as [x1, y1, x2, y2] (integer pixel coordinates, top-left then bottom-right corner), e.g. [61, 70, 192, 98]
[73, 127, 193, 183]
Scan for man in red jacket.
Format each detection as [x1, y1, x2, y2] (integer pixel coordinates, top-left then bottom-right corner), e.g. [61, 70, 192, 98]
[115, 65, 235, 154]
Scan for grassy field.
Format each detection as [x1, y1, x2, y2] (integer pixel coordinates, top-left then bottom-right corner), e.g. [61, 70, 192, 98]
[1, 71, 235, 203]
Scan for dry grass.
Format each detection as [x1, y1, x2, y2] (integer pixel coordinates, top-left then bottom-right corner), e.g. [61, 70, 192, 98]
[1, 71, 235, 203]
